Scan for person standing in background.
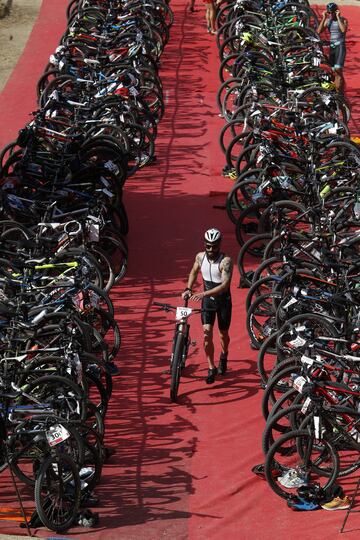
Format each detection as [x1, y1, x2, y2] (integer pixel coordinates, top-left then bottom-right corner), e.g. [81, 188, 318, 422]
[189, 0, 217, 35]
[317, 3, 348, 93]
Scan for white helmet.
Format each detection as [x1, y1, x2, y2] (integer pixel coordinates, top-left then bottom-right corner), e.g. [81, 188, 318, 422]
[204, 228, 221, 244]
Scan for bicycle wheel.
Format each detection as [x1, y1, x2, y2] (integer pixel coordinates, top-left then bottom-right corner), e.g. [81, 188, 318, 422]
[265, 429, 339, 500]
[262, 404, 305, 455]
[235, 202, 268, 247]
[34, 453, 80, 532]
[276, 312, 340, 362]
[18, 375, 86, 422]
[10, 419, 84, 487]
[237, 234, 272, 287]
[246, 275, 282, 312]
[246, 292, 281, 350]
[261, 364, 302, 421]
[170, 333, 185, 403]
[299, 408, 360, 477]
[258, 200, 314, 235]
[81, 438, 103, 492]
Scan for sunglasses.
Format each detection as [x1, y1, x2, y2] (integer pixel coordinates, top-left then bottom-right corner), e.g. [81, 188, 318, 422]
[205, 243, 220, 250]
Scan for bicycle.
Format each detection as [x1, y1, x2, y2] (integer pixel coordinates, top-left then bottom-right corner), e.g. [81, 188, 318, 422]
[154, 299, 215, 402]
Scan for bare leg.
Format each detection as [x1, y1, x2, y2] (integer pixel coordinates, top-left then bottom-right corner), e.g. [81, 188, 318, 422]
[218, 329, 229, 375]
[203, 324, 215, 369]
[205, 5, 211, 30]
[219, 329, 230, 355]
[209, 2, 216, 32]
[334, 68, 344, 94]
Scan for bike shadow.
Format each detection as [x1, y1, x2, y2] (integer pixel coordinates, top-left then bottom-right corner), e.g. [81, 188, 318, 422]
[177, 358, 260, 407]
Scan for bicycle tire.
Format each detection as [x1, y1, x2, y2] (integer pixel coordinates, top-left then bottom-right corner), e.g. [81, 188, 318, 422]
[265, 429, 339, 500]
[35, 452, 81, 532]
[170, 332, 185, 403]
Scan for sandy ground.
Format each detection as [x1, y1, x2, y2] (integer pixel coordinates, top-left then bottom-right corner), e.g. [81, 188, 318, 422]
[0, 0, 41, 93]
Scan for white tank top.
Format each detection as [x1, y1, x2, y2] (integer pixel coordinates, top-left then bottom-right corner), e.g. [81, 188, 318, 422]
[200, 252, 223, 286]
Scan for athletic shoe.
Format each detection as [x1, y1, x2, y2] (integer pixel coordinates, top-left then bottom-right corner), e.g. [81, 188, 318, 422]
[297, 483, 324, 503]
[287, 497, 320, 511]
[251, 463, 282, 480]
[206, 367, 218, 384]
[278, 468, 308, 489]
[218, 352, 228, 375]
[227, 171, 238, 180]
[321, 496, 350, 511]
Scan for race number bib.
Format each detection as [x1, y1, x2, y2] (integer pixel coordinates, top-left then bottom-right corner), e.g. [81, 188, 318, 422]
[176, 307, 192, 321]
[46, 424, 70, 447]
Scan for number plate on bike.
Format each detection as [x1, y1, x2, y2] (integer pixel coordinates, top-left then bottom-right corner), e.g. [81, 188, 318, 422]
[46, 424, 70, 447]
[176, 307, 192, 321]
[293, 375, 306, 393]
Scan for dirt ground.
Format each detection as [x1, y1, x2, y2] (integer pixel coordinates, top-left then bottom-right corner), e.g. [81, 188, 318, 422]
[0, 0, 41, 93]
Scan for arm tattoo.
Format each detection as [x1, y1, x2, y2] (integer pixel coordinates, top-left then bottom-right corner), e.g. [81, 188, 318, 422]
[222, 257, 233, 281]
[195, 252, 204, 266]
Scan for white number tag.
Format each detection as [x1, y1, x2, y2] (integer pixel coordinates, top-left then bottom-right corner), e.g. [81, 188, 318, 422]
[301, 396, 311, 413]
[88, 223, 100, 242]
[301, 355, 314, 366]
[46, 424, 70, 447]
[295, 325, 306, 331]
[288, 335, 306, 348]
[104, 161, 119, 174]
[283, 297, 298, 310]
[293, 375, 306, 393]
[129, 86, 139, 97]
[350, 427, 360, 442]
[314, 415, 320, 439]
[176, 307, 192, 321]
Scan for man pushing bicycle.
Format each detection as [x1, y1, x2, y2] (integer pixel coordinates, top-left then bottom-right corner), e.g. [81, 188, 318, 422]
[182, 228, 233, 384]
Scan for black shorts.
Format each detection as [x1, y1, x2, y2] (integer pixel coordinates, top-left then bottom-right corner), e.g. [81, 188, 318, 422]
[329, 42, 346, 69]
[201, 293, 232, 331]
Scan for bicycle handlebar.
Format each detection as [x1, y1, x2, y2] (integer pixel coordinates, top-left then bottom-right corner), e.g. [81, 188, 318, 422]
[153, 301, 216, 313]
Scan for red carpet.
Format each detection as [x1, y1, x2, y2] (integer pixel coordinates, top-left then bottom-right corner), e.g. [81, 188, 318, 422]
[0, 1, 360, 538]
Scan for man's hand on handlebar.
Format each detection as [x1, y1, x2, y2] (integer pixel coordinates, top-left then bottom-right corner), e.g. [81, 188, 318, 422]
[190, 292, 205, 302]
[181, 288, 192, 301]
[181, 289, 205, 302]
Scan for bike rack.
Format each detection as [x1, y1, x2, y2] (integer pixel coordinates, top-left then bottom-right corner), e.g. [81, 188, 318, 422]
[340, 477, 360, 533]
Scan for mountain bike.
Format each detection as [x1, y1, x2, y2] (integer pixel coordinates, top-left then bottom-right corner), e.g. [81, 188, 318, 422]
[154, 300, 214, 402]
